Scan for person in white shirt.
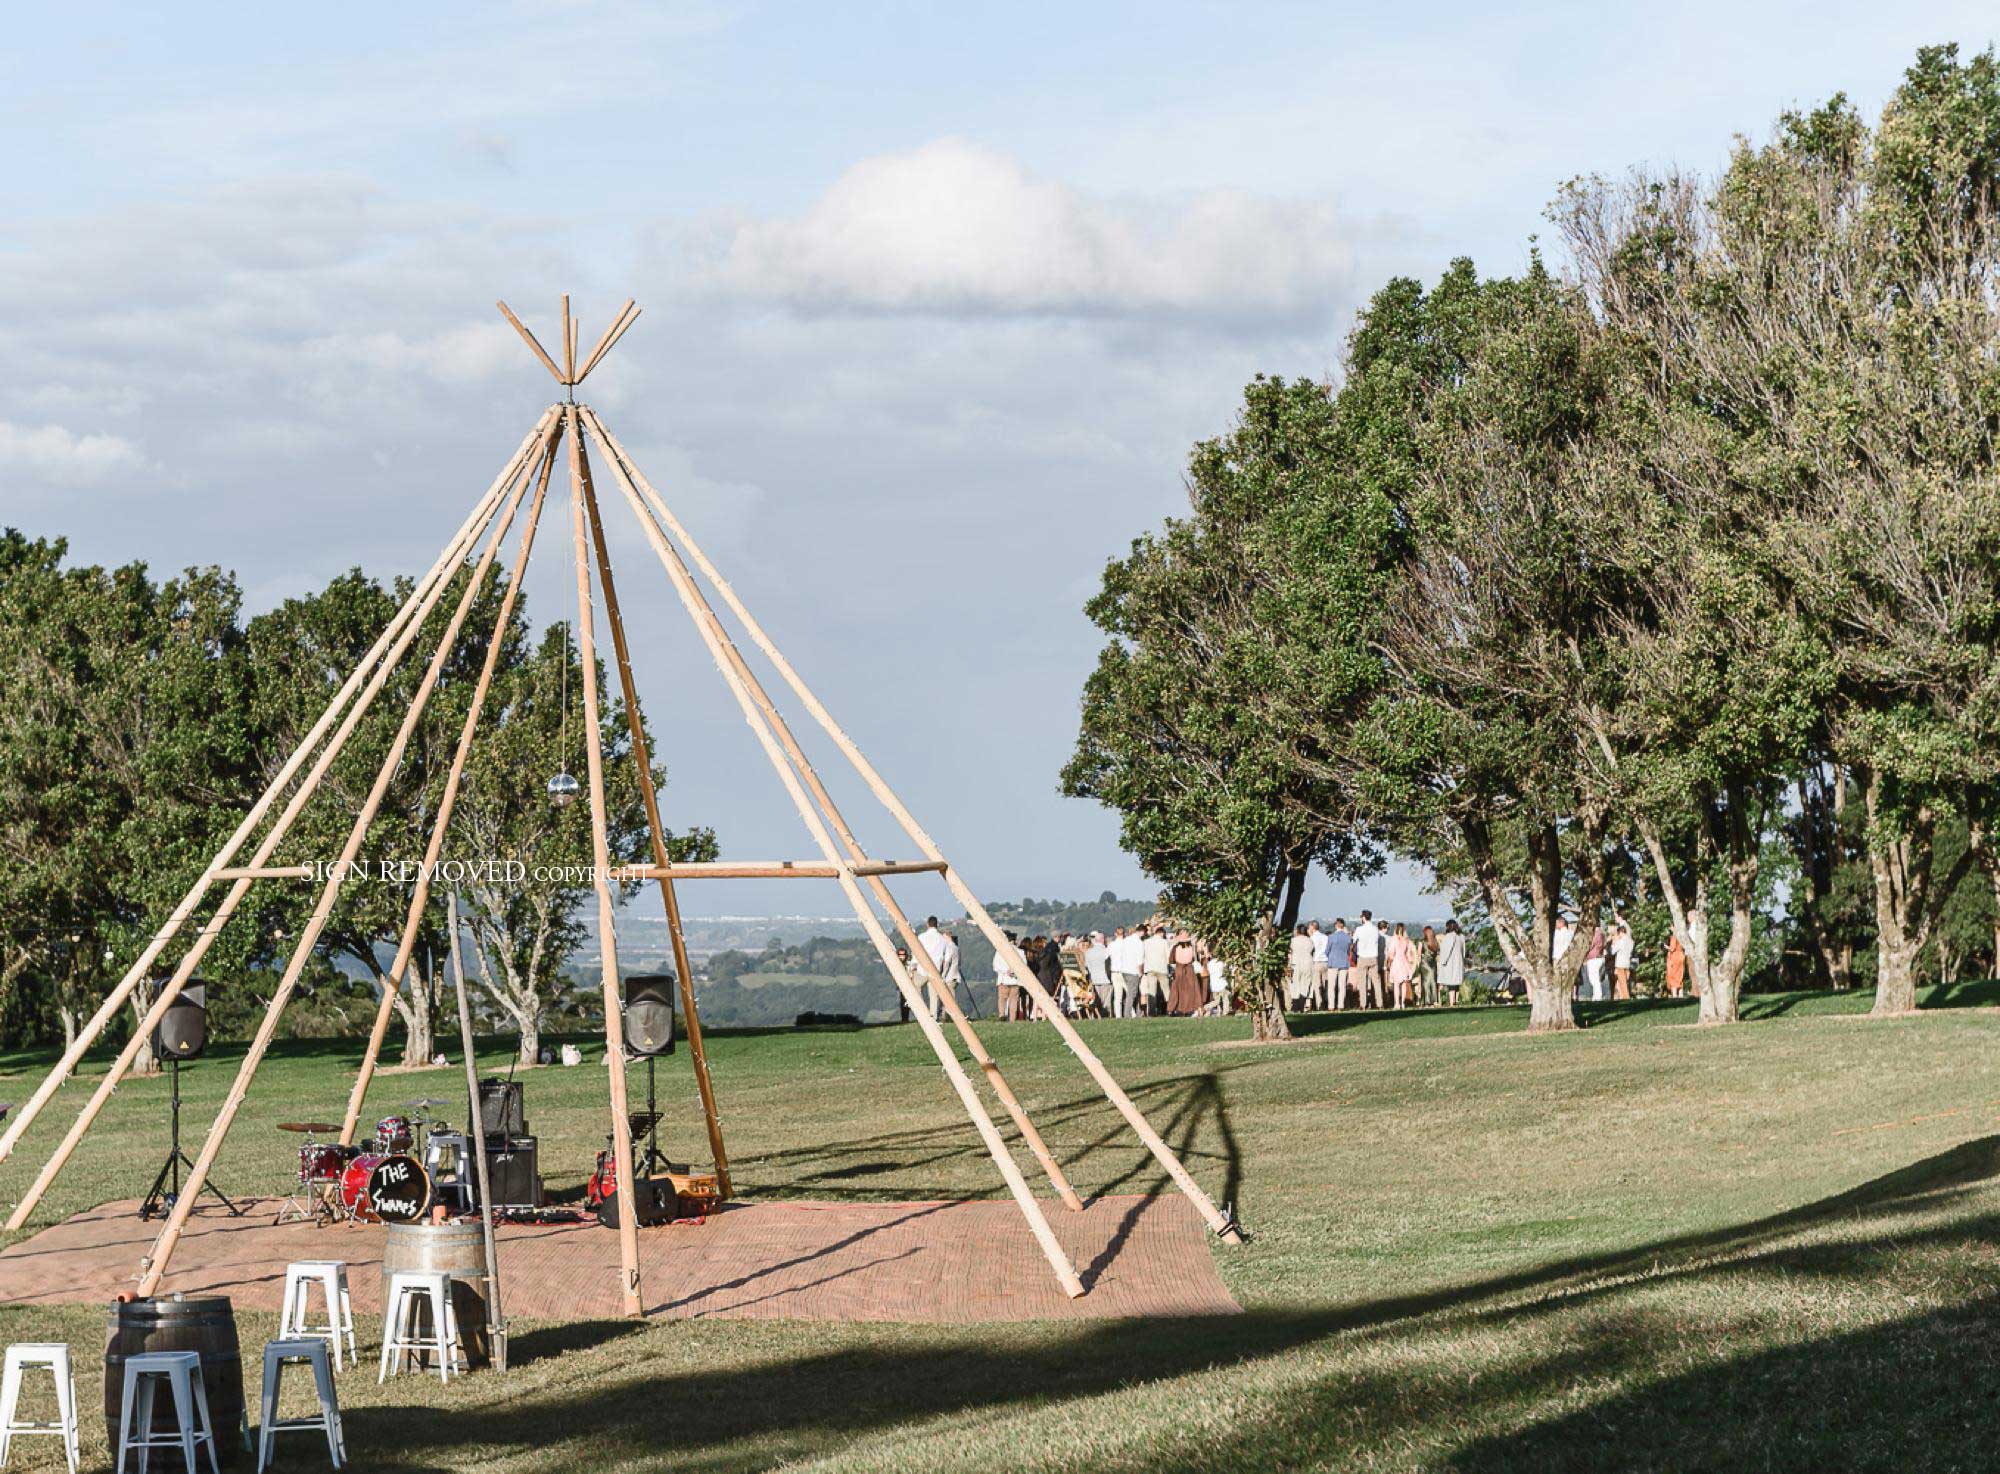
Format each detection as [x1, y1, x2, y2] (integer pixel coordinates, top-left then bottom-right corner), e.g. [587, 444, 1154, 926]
[1435, 919, 1466, 1005]
[1084, 932, 1113, 1015]
[934, 930, 962, 1019]
[916, 915, 954, 1020]
[1351, 911, 1384, 1009]
[1552, 915, 1574, 987]
[1308, 922, 1330, 1010]
[1612, 922, 1636, 1000]
[1111, 927, 1143, 1017]
[1140, 925, 1172, 1016]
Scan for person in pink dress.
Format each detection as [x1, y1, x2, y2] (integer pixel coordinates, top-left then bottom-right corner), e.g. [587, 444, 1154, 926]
[1387, 922, 1419, 1010]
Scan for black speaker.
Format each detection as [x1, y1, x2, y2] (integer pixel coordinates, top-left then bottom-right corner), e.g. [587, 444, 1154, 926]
[482, 1135, 540, 1210]
[477, 1078, 527, 1137]
[623, 974, 676, 1057]
[153, 981, 208, 1061]
[596, 1176, 680, 1229]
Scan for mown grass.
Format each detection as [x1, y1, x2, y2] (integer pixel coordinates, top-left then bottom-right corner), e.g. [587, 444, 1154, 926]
[2, 984, 1998, 1470]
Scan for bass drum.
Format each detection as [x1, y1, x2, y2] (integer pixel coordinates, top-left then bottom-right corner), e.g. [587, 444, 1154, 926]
[339, 1152, 387, 1221]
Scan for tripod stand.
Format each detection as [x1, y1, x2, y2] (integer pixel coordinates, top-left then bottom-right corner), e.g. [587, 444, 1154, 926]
[139, 1058, 241, 1221]
[632, 1056, 677, 1177]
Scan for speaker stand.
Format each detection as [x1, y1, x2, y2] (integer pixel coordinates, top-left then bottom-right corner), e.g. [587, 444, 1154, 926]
[636, 1056, 674, 1177]
[139, 1058, 243, 1221]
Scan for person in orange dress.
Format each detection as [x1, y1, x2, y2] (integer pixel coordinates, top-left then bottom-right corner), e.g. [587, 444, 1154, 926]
[1665, 932, 1687, 998]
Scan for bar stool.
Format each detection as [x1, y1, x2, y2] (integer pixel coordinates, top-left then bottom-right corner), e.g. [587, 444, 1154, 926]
[1, 1343, 79, 1474]
[378, 1271, 462, 1384]
[279, 1262, 357, 1371]
[256, 1339, 344, 1471]
[115, 1350, 218, 1474]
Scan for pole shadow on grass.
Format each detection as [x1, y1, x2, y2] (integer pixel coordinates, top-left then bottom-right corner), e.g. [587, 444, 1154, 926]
[326, 1134, 2000, 1470]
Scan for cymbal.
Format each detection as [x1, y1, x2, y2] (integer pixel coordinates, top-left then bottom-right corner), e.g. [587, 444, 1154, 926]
[404, 1098, 449, 1109]
[276, 1122, 343, 1134]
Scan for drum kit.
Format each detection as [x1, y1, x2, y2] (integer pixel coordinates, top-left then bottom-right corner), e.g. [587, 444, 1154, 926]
[275, 1098, 462, 1225]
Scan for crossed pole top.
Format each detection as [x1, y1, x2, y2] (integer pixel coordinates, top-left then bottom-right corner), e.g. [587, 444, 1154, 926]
[496, 294, 640, 396]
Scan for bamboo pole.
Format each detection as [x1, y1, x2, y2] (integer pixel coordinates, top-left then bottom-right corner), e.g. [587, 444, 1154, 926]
[212, 866, 314, 880]
[584, 413, 1085, 1297]
[0, 413, 553, 1172]
[497, 302, 566, 385]
[135, 438, 543, 1295]
[561, 294, 575, 383]
[339, 422, 565, 1145]
[575, 301, 639, 384]
[563, 407, 644, 1315]
[448, 891, 506, 1372]
[0, 412, 554, 1211]
[586, 418, 1078, 1211]
[587, 408, 1238, 1241]
[577, 459, 731, 1196]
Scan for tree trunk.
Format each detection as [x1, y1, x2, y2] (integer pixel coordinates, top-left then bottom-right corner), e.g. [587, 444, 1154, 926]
[59, 1003, 78, 1057]
[1246, 862, 1303, 1043]
[128, 981, 159, 1076]
[1859, 766, 1971, 1017]
[1465, 817, 1578, 1032]
[391, 966, 435, 1067]
[516, 1016, 541, 1066]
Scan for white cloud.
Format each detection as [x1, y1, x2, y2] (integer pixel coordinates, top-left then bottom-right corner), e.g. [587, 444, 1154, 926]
[695, 138, 1361, 326]
[0, 419, 152, 486]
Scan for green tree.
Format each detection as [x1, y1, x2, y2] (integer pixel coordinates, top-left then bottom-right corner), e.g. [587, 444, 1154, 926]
[1064, 376, 1387, 1040]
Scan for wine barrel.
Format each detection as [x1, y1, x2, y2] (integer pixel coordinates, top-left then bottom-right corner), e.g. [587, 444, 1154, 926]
[104, 1295, 247, 1467]
[381, 1220, 492, 1369]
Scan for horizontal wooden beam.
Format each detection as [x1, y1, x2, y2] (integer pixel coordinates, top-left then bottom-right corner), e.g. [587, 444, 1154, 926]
[621, 859, 947, 880]
[213, 865, 315, 880]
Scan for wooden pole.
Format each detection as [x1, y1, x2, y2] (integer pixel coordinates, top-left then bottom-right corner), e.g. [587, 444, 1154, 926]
[577, 459, 732, 1196]
[448, 891, 506, 1372]
[563, 407, 645, 1316]
[580, 414, 1077, 1210]
[136, 436, 543, 1295]
[560, 294, 575, 383]
[583, 412, 1085, 1297]
[586, 408, 1239, 1241]
[0, 411, 556, 1172]
[497, 302, 566, 385]
[575, 301, 639, 383]
[620, 860, 946, 880]
[4, 423, 553, 1230]
[340, 421, 565, 1145]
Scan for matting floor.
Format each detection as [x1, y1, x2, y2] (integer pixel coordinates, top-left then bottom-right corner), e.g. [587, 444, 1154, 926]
[0, 1194, 1239, 1322]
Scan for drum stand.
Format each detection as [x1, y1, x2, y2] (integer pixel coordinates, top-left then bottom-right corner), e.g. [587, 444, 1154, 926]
[139, 1058, 241, 1221]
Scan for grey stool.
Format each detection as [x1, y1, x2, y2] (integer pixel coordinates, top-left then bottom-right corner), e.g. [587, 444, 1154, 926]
[115, 1351, 218, 1474]
[256, 1339, 344, 1471]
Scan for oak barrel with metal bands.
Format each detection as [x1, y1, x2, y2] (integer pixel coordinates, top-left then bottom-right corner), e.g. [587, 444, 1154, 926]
[104, 1295, 248, 1466]
[381, 1219, 493, 1369]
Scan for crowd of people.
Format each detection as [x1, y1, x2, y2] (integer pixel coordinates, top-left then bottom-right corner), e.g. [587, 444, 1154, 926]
[888, 907, 1683, 1024]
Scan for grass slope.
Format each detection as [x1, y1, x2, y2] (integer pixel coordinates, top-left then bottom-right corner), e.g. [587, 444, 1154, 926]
[2, 986, 1998, 1471]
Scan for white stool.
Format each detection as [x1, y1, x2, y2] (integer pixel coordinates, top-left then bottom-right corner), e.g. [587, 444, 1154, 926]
[257, 1340, 344, 1471]
[1, 1343, 79, 1474]
[279, 1262, 357, 1372]
[378, 1271, 462, 1385]
[115, 1350, 218, 1474]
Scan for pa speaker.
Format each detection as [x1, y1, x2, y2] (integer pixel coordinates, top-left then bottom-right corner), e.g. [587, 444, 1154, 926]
[153, 980, 209, 1061]
[623, 974, 677, 1057]
[596, 1176, 681, 1229]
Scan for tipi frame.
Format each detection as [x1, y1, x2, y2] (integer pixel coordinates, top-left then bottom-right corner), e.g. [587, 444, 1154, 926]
[0, 300, 1240, 1315]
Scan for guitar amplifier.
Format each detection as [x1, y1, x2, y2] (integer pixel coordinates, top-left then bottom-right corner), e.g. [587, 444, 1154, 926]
[482, 1135, 541, 1210]
[596, 1175, 681, 1229]
[477, 1079, 527, 1138]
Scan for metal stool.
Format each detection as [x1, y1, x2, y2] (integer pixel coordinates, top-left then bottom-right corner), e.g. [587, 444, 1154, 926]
[378, 1271, 462, 1384]
[1, 1343, 79, 1474]
[115, 1350, 218, 1474]
[256, 1340, 344, 1471]
[279, 1262, 357, 1372]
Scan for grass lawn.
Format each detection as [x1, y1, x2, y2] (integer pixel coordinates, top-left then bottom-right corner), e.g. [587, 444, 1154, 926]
[3, 985, 1999, 1471]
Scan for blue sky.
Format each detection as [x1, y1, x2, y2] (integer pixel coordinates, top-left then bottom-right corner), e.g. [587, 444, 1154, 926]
[3, 2, 1993, 922]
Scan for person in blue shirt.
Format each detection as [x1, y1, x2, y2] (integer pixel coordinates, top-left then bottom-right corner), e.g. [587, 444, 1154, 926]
[1327, 919, 1355, 1010]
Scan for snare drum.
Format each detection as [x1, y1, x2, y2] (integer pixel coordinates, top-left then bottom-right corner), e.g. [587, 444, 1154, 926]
[339, 1152, 387, 1221]
[298, 1142, 356, 1184]
[374, 1114, 413, 1153]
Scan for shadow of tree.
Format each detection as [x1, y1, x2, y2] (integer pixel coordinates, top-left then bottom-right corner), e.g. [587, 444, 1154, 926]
[334, 1134, 2000, 1470]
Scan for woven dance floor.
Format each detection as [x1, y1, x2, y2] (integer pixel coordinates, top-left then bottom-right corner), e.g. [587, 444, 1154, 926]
[0, 1194, 1239, 1323]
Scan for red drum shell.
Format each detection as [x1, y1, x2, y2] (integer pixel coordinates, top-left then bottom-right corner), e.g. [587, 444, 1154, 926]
[298, 1143, 355, 1184]
[340, 1152, 387, 1221]
[374, 1115, 413, 1153]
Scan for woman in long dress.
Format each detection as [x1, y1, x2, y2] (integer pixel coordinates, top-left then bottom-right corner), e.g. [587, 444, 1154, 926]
[1436, 919, 1466, 1005]
[1168, 930, 1205, 1015]
[1387, 923, 1418, 1009]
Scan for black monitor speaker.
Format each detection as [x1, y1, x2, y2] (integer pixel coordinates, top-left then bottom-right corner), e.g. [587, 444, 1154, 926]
[153, 981, 209, 1061]
[623, 974, 677, 1057]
